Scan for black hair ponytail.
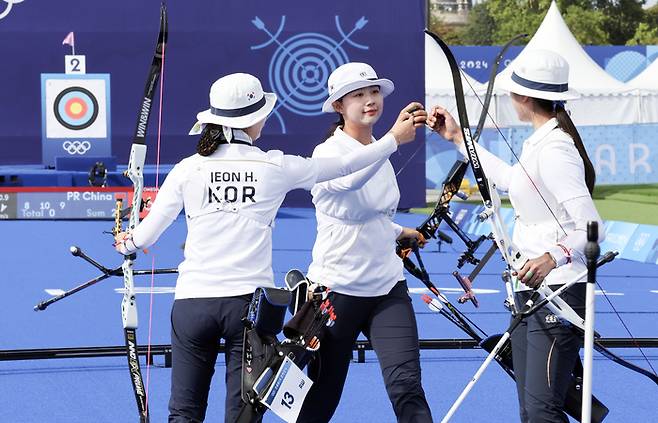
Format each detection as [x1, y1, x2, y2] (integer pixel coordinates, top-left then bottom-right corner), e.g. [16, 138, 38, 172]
[324, 111, 345, 141]
[196, 123, 228, 156]
[535, 99, 596, 194]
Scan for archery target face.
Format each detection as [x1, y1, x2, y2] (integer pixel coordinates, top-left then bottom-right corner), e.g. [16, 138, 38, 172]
[54, 86, 98, 130]
[44, 77, 107, 138]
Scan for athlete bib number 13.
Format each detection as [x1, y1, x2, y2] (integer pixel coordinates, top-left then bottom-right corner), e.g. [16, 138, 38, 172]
[262, 356, 313, 422]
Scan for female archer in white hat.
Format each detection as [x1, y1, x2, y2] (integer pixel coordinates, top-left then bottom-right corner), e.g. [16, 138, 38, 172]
[428, 50, 604, 423]
[113, 72, 424, 422]
[297, 63, 433, 423]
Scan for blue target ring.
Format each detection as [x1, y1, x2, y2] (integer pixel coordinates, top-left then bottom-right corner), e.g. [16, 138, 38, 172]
[269, 33, 349, 116]
[54, 86, 99, 130]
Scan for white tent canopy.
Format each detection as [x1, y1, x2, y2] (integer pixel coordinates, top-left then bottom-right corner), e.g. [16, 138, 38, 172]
[492, 1, 640, 126]
[496, 2, 630, 95]
[628, 57, 658, 91]
[628, 58, 658, 122]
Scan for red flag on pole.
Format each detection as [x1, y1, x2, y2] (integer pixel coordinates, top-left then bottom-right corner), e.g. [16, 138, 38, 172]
[62, 32, 75, 47]
[62, 32, 75, 55]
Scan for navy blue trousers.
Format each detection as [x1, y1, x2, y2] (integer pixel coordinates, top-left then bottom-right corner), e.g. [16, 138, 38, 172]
[510, 284, 586, 423]
[297, 280, 433, 423]
[168, 295, 251, 423]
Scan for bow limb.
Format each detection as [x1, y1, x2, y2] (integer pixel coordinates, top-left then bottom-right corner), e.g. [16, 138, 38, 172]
[425, 31, 492, 205]
[416, 35, 528, 276]
[395, 33, 525, 179]
[472, 33, 527, 142]
[121, 5, 167, 422]
[593, 342, 658, 385]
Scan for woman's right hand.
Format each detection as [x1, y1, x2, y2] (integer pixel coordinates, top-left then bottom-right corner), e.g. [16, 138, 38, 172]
[114, 231, 137, 255]
[427, 106, 464, 145]
[388, 102, 427, 145]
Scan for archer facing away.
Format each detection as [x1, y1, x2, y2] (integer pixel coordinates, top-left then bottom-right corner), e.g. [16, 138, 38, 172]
[428, 49, 604, 423]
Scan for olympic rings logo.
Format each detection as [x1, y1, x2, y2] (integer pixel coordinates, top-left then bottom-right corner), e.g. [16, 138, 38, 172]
[62, 140, 91, 155]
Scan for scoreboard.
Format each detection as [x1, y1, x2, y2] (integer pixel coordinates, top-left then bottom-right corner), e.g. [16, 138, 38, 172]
[0, 187, 158, 220]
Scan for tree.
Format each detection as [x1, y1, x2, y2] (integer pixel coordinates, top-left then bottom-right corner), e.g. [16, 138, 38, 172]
[595, 0, 645, 45]
[483, 0, 609, 44]
[628, 3, 658, 44]
[647, 3, 658, 27]
[460, 0, 649, 45]
[628, 22, 658, 45]
[427, 1, 469, 45]
[461, 3, 496, 44]
[486, 0, 547, 44]
[562, 5, 608, 44]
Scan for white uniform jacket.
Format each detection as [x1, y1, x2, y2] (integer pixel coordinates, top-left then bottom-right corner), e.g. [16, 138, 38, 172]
[307, 129, 405, 297]
[130, 133, 399, 299]
[459, 118, 604, 291]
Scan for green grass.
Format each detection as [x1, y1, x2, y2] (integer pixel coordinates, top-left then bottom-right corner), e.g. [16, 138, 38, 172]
[412, 184, 658, 226]
[591, 184, 658, 225]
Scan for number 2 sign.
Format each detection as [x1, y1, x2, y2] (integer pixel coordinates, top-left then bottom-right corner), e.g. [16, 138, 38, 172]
[65, 55, 86, 74]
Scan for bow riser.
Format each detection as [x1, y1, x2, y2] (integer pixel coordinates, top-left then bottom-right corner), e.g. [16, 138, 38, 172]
[482, 193, 525, 268]
[122, 105, 147, 332]
[125, 144, 147, 231]
[482, 179, 589, 331]
[122, 261, 139, 329]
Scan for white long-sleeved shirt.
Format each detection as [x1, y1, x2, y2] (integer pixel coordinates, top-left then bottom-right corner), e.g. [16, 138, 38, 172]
[128, 131, 399, 299]
[458, 118, 604, 291]
[307, 129, 405, 296]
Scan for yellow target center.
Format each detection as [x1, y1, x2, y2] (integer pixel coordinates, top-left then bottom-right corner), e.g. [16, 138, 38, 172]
[69, 102, 84, 115]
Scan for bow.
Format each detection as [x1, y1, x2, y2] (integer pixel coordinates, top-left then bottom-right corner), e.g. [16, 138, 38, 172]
[415, 34, 526, 272]
[398, 34, 610, 423]
[424, 29, 658, 387]
[396, 33, 530, 370]
[118, 5, 167, 422]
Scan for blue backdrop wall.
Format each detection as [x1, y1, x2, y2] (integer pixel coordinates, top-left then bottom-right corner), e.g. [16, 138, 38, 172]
[0, 0, 427, 208]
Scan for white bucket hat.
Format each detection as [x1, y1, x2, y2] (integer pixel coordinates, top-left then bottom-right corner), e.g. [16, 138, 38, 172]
[321, 62, 394, 113]
[189, 73, 277, 135]
[498, 49, 579, 101]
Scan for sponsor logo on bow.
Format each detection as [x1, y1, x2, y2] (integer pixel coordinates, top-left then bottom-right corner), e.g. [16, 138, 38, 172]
[127, 337, 146, 396]
[62, 140, 91, 155]
[464, 133, 480, 169]
[136, 97, 152, 138]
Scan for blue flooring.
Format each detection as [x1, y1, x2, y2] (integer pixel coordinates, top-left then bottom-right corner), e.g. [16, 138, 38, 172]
[2, 209, 657, 422]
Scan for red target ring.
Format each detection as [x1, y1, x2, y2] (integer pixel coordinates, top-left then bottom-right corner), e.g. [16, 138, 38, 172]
[54, 86, 99, 130]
